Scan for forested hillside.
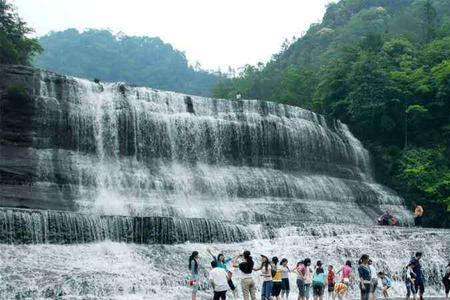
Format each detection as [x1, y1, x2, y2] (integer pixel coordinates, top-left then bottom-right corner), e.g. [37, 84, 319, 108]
[213, 0, 450, 227]
[34, 29, 222, 96]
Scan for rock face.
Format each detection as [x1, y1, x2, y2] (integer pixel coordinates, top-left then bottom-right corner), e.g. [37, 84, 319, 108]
[0, 64, 410, 226]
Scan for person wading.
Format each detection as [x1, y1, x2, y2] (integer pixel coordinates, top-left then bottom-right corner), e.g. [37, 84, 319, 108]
[358, 254, 372, 300]
[189, 251, 201, 300]
[254, 254, 273, 300]
[233, 250, 256, 300]
[409, 252, 425, 300]
[209, 260, 230, 300]
[208, 248, 238, 298]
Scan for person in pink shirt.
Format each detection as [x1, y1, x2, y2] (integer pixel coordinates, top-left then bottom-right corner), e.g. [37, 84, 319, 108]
[296, 258, 312, 300]
[338, 261, 353, 286]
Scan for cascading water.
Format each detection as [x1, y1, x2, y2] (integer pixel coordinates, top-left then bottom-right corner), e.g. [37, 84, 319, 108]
[0, 65, 449, 299]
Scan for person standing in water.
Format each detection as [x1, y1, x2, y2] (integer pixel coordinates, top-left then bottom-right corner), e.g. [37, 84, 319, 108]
[209, 260, 230, 300]
[358, 254, 372, 300]
[410, 252, 425, 300]
[326, 265, 335, 300]
[296, 258, 312, 300]
[368, 260, 378, 300]
[377, 272, 392, 299]
[233, 250, 256, 300]
[414, 205, 424, 227]
[312, 261, 326, 300]
[280, 258, 291, 299]
[443, 262, 450, 299]
[403, 262, 417, 300]
[272, 257, 283, 300]
[338, 261, 353, 286]
[207, 249, 237, 298]
[254, 255, 273, 300]
[189, 251, 201, 300]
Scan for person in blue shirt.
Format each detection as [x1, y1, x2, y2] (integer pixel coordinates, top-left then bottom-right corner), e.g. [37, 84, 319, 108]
[377, 272, 392, 299]
[409, 252, 425, 300]
[207, 248, 237, 297]
[312, 261, 326, 300]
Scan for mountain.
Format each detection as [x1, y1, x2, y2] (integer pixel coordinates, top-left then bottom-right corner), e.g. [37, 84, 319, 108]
[33, 28, 222, 96]
[212, 0, 450, 227]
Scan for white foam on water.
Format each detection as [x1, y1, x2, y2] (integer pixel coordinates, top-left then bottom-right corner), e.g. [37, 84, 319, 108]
[0, 225, 448, 299]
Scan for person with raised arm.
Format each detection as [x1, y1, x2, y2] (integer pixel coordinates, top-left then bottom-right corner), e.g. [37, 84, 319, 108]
[233, 250, 256, 300]
[208, 248, 237, 297]
[254, 254, 273, 300]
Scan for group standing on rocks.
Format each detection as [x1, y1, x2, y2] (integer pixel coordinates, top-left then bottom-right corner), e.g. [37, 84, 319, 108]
[188, 250, 450, 300]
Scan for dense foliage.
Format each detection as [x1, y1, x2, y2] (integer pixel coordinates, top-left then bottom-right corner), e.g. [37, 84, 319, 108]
[0, 0, 41, 64]
[34, 29, 222, 96]
[213, 0, 450, 227]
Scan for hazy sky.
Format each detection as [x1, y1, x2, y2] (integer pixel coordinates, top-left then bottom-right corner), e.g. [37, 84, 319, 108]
[13, 0, 335, 71]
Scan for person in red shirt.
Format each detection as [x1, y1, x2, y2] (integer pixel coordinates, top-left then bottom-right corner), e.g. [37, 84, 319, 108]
[327, 265, 335, 300]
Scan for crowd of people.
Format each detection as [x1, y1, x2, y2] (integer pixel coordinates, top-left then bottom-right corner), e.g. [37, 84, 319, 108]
[188, 250, 450, 300]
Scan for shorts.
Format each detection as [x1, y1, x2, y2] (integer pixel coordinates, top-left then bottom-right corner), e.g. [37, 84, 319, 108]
[272, 281, 282, 296]
[305, 283, 311, 297]
[328, 283, 335, 293]
[297, 279, 305, 296]
[370, 279, 378, 293]
[281, 278, 290, 291]
[313, 283, 324, 297]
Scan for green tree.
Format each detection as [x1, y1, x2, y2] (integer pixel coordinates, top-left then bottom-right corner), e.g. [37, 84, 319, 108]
[0, 0, 41, 64]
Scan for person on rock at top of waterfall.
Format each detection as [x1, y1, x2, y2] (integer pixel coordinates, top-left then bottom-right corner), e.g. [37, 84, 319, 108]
[207, 248, 238, 298]
[377, 210, 397, 226]
[337, 261, 353, 286]
[233, 250, 257, 300]
[296, 258, 312, 300]
[442, 262, 450, 299]
[368, 260, 378, 300]
[254, 254, 273, 300]
[409, 252, 425, 300]
[414, 204, 424, 227]
[357, 254, 372, 300]
[209, 260, 230, 300]
[280, 258, 291, 299]
[189, 251, 201, 300]
[271, 256, 283, 300]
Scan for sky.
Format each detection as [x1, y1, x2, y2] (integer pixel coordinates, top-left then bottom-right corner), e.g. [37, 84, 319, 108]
[12, 0, 335, 71]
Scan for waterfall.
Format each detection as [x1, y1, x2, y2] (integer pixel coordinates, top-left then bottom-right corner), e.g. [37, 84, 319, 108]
[1, 65, 410, 225]
[0, 65, 448, 299]
[0, 208, 250, 244]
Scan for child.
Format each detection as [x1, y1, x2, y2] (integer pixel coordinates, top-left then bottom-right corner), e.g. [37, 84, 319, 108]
[378, 272, 392, 299]
[327, 265, 335, 300]
[333, 281, 348, 300]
